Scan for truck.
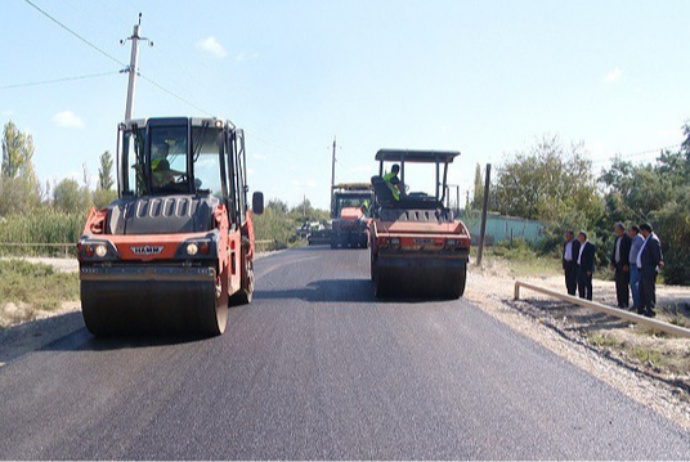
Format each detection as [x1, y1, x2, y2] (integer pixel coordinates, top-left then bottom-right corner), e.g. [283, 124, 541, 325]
[330, 183, 373, 249]
[77, 117, 263, 336]
[369, 149, 471, 298]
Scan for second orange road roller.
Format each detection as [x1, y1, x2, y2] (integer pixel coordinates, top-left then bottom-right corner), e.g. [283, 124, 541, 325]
[369, 149, 471, 298]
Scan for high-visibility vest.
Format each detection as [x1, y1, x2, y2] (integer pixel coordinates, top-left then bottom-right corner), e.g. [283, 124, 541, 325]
[382, 172, 400, 201]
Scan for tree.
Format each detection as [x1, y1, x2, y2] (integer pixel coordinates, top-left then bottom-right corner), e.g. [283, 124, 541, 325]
[2, 121, 35, 180]
[98, 150, 114, 190]
[0, 121, 41, 215]
[52, 179, 92, 214]
[494, 135, 601, 223]
[599, 123, 690, 284]
[471, 163, 483, 210]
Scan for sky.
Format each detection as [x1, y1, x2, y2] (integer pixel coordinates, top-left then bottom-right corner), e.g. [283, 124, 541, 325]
[2, 0, 689, 210]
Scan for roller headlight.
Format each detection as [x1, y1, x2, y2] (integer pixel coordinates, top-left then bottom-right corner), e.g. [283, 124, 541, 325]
[186, 243, 199, 256]
[95, 244, 108, 257]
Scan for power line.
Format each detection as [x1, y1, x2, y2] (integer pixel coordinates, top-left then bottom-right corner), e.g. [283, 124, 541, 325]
[137, 73, 212, 117]
[0, 70, 120, 90]
[23, 0, 315, 161]
[591, 143, 682, 166]
[24, 0, 126, 67]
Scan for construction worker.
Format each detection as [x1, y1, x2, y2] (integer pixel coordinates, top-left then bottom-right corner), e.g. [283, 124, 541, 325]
[383, 164, 402, 201]
[361, 199, 370, 214]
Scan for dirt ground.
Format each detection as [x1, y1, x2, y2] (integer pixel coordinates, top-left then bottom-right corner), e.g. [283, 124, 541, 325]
[465, 257, 690, 430]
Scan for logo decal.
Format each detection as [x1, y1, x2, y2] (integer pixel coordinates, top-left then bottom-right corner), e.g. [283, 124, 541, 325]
[130, 245, 164, 256]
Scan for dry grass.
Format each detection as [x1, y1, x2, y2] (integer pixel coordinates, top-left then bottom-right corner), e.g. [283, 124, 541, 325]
[0, 259, 79, 328]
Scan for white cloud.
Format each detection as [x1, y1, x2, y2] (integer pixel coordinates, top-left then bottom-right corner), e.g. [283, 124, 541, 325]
[252, 152, 267, 160]
[2, 109, 13, 117]
[196, 36, 227, 58]
[52, 111, 85, 129]
[604, 67, 622, 83]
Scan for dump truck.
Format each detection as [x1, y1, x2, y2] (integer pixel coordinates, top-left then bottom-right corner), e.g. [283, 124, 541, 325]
[77, 117, 263, 336]
[369, 149, 470, 298]
[330, 183, 373, 249]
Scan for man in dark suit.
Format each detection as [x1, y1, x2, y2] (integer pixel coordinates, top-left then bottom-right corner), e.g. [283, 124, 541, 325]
[562, 230, 580, 296]
[576, 231, 596, 301]
[636, 223, 664, 318]
[609, 222, 632, 308]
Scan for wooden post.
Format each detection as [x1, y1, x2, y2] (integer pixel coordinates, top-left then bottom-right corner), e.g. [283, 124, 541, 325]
[476, 164, 491, 266]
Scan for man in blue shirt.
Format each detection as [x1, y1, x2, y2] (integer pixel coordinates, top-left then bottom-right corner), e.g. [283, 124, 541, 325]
[627, 225, 645, 312]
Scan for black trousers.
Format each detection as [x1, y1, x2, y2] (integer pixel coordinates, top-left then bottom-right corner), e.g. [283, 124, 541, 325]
[614, 264, 630, 307]
[564, 262, 577, 295]
[577, 269, 593, 301]
[639, 270, 657, 311]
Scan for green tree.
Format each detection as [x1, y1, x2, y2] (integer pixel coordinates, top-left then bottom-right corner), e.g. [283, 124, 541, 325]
[98, 150, 114, 190]
[0, 121, 41, 215]
[495, 136, 602, 223]
[2, 121, 35, 180]
[52, 179, 92, 214]
[471, 163, 483, 210]
[92, 189, 118, 209]
[599, 123, 690, 284]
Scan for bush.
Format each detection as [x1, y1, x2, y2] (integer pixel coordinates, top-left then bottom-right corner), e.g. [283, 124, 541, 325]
[0, 259, 79, 311]
[0, 210, 86, 256]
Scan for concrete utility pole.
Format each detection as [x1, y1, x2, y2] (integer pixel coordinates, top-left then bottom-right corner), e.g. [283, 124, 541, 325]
[476, 163, 491, 266]
[330, 136, 337, 213]
[121, 13, 152, 121]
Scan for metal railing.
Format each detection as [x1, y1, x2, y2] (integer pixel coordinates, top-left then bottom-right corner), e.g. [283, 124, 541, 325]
[514, 280, 690, 339]
[0, 242, 75, 257]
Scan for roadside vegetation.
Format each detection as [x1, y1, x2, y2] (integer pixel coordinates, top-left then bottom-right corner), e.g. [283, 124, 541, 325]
[469, 123, 690, 285]
[253, 198, 330, 251]
[0, 121, 116, 257]
[0, 259, 79, 328]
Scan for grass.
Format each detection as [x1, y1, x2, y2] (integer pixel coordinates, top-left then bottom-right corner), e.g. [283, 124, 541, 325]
[589, 333, 624, 349]
[0, 211, 86, 257]
[472, 240, 562, 277]
[0, 259, 79, 312]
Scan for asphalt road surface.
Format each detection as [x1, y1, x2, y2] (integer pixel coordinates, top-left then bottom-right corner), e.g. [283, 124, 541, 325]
[0, 247, 688, 459]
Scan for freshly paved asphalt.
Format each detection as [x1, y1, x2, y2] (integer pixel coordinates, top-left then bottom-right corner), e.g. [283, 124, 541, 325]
[0, 246, 688, 460]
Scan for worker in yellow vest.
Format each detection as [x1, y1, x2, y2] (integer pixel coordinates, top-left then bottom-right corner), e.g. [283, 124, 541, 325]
[382, 164, 401, 201]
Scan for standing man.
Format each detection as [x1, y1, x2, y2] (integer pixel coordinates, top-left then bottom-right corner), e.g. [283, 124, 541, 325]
[627, 225, 644, 312]
[577, 231, 596, 301]
[609, 222, 632, 308]
[637, 223, 664, 318]
[562, 230, 580, 296]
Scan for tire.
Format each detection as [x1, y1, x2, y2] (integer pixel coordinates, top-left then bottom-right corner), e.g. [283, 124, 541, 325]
[230, 257, 254, 306]
[448, 266, 467, 299]
[370, 250, 377, 281]
[203, 267, 229, 335]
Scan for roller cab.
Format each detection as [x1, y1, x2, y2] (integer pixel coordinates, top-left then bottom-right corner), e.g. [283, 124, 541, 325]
[78, 117, 263, 336]
[369, 149, 471, 298]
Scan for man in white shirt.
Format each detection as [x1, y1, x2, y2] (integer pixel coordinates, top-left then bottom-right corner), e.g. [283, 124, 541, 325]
[562, 230, 580, 296]
[577, 231, 596, 301]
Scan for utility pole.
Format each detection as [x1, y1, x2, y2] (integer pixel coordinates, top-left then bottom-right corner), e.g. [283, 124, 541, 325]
[330, 136, 337, 214]
[476, 163, 491, 266]
[121, 13, 152, 121]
